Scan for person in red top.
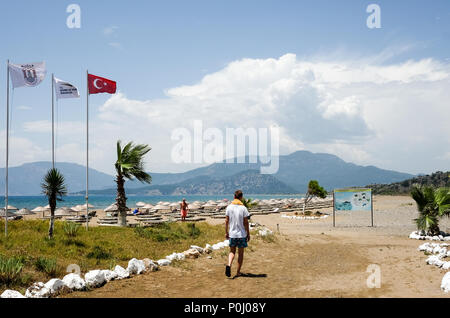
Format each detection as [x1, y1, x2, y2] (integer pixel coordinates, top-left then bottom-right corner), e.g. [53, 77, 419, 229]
[180, 198, 188, 222]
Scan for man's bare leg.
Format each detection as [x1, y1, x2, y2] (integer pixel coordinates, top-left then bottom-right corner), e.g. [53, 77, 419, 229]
[236, 247, 244, 276]
[226, 246, 236, 277]
[228, 246, 236, 267]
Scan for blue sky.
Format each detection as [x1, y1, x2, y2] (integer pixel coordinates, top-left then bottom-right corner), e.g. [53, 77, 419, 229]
[0, 0, 449, 175]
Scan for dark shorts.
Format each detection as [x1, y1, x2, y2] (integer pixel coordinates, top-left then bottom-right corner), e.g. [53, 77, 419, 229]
[229, 237, 248, 248]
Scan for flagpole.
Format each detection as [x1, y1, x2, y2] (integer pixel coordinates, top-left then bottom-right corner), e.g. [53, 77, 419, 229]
[4, 60, 10, 237]
[86, 70, 89, 230]
[52, 74, 55, 169]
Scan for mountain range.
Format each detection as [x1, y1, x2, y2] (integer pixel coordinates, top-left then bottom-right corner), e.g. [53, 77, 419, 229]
[0, 151, 414, 196]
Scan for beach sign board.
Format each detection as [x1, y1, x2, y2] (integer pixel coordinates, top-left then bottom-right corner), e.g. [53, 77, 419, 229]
[333, 188, 373, 227]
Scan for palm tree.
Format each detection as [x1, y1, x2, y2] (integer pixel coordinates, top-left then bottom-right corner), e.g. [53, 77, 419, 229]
[41, 168, 68, 239]
[115, 140, 152, 227]
[302, 180, 327, 214]
[411, 185, 450, 235]
[242, 198, 258, 210]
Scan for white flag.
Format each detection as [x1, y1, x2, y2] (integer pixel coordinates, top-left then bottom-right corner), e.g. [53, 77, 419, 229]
[8, 61, 46, 88]
[54, 77, 80, 99]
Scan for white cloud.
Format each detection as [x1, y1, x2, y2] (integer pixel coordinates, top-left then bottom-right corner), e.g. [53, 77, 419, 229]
[96, 53, 450, 174]
[103, 26, 118, 36]
[108, 42, 122, 50]
[4, 53, 450, 175]
[17, 105, 32, 111]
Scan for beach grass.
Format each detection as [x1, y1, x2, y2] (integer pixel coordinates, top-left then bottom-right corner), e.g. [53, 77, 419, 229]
[0, 219, 224, 293]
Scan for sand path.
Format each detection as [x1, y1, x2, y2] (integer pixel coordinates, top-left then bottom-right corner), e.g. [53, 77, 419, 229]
[67, 196, 450, 298]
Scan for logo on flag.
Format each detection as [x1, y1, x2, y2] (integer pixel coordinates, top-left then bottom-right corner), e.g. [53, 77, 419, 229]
[8, 62, 46, 88]
[54, 77, 80, 99]
[88, 74, 117, 95]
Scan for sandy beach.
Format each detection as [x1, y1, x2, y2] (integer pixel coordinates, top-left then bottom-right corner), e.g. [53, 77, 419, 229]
[62, 195, 450, 298]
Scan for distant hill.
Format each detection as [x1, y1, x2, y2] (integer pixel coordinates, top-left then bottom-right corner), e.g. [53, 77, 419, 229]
[84, 170, 297, 196]
[370, 171, 450, 195]
[0, 150, 415, 195]
[0, 162, 116, 196]
[132, 150, 414, 192]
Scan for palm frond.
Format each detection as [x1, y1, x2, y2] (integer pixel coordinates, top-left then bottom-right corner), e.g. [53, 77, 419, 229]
[115, 140, 152, 184]
[41, 168, 68, 201]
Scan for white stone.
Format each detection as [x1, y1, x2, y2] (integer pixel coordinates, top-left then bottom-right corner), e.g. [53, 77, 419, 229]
[204, 244, 213, 254]
[113, 265, 130, 279]
[166, 253, 178, 261]
[1, 290, 26, 298]
[258, 228, 273, 236]
[426, 255, 441, 265]
[212, 243, 222, 250]
[25, 282, 51, 298]
[127, 258, 146, 275]
[418, 243, 430, 251]
[62, 273, 86, 290]
[102, 270, 118, 282]
[44, 278, 67, 294]
[190, 245, 204, 254]
[84, 270, 106, 287]
[441, 272, 450, 292]
[183, 249, 200, 259]
[143, 258, 159, 272]
[157, 259, 171, 266]
[442, 262, 450, 270]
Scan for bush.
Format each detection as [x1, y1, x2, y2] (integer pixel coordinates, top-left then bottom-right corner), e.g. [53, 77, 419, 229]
[63, 222, 80, 238]
[134, 223, 201, 242]
[87, 245, 113, 260]
[0, 255, 24, 285]
[34, 257, 59, 277]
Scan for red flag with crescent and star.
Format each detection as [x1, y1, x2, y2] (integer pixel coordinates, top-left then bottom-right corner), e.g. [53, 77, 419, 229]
[88, 74, 117, 94]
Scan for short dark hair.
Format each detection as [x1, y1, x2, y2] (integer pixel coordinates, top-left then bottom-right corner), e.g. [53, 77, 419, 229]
[234, 190, 243, 199]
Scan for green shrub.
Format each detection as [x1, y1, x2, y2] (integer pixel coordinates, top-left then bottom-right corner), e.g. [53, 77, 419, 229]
[0, 256, 24, 285]
[63, 222, 80, 238]
[87, 245, 113, 260]
[34, 257, 59, 277]
[134, 223, 201, 242]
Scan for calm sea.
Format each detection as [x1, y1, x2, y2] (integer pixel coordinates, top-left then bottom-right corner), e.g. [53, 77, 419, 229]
[1, 194, 304, 210]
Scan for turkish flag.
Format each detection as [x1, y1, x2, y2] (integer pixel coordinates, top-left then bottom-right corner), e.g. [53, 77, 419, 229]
[88, 74, 117, 94]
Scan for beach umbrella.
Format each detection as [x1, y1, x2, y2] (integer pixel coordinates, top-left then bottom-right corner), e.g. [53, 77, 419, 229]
[55, 207, 73, 216]
[0, 209, 16, 217]
[153, 204, 170, 210]
[143, 204, 154, 209]
[104, 203, 118, 212]
[136, 201, 146, 207]
[17, 208, 35, 215]
[189, 204, 201, 210]
[32, 206, 45, 212]
[217, 202, 229, 208]
[4, 205, 18, 212]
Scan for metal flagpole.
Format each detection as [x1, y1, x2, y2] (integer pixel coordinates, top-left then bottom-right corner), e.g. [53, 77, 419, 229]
[5, 60, 10, 236]
[332, 190, 335, 227]
[371, 189, 374, 227]
[85, 70, 89, 230]
[52, 74, 55, 169]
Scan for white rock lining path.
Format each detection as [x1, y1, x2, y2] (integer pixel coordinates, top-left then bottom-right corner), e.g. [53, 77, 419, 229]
[0, 226, 274, 298]
[410, 231, 450, 293]
[281, 214, 329, 220]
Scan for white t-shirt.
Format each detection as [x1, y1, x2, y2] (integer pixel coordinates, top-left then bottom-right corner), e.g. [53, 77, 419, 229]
[226, 203, 250, 239]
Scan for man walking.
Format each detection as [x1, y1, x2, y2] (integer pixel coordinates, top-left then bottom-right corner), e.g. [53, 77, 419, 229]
[225, 190, 250, 277]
